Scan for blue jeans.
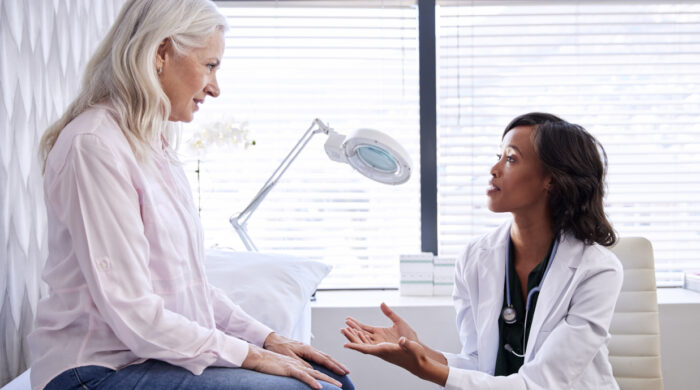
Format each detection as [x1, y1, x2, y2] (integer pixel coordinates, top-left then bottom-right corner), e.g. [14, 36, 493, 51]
[44, 359, 354, 390]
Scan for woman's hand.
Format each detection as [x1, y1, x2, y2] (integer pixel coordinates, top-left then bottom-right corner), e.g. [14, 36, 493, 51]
[342, 302, 419, 345]
[343, 335, 449, 387]
[242, 344, 343, 389]
[263, 332, 349, 376]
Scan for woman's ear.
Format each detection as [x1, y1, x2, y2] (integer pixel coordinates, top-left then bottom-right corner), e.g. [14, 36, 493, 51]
[155, 38, 171, 74]
[544, 175, 553, 192]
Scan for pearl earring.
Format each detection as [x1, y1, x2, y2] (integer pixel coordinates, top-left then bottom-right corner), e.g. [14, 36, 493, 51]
[157, 67, 162, 75]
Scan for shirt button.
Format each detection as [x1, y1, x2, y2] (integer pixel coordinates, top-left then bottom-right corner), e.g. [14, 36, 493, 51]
[100, 259, 109, 270]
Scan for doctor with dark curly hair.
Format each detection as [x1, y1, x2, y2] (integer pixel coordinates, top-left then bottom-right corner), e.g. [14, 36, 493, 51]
[342, 112, 622, 390]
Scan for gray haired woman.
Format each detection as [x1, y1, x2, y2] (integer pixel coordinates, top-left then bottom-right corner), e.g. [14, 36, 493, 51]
[30, 1, 352, 389]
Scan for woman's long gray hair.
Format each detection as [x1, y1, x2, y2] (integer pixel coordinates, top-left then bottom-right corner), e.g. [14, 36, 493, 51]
[40, 0, 227, 170]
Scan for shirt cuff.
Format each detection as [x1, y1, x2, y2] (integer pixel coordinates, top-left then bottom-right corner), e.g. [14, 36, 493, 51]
[243, 319, 274, 347]
[444, 366, 462, 390]
[216, 333, 253, 367]
[442, 351, 478, 370]
[220, 308, 274, 347]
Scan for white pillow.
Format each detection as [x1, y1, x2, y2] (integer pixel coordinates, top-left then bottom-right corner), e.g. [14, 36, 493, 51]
[205, 249, 331, 339]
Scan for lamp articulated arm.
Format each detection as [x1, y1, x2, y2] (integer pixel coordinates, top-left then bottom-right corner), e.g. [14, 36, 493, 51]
[229, 118, 411, 251]
[229, 118, 336, 251]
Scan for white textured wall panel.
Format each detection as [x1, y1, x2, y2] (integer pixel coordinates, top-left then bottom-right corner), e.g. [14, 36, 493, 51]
[0, 0, 124, 386]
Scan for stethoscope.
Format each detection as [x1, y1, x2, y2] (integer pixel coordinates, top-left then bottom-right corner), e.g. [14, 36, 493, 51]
[502, 233, 559, 358]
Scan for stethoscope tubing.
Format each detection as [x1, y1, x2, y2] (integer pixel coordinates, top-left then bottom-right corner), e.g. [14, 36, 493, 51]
[502, 232, 560, 358]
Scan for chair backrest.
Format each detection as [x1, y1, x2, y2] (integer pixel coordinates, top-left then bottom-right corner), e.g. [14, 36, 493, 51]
[608, 237, 664, 390]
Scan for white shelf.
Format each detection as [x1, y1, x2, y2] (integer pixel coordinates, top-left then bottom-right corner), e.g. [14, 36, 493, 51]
[657, 287, 700, 304]
[313, 287, 700, 309]
[312, 289, 452, 308]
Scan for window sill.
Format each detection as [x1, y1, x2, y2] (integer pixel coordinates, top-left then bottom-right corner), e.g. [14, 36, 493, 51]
[311, 287, 700, 309]
[656, 287, 700, 305]
[312, 289, 452, 309]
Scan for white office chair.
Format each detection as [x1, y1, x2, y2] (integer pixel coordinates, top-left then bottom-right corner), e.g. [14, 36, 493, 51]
[608, 237, 664, 390]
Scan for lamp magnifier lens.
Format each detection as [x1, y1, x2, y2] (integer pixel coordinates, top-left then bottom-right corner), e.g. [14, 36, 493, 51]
[356, 145, 398, 173]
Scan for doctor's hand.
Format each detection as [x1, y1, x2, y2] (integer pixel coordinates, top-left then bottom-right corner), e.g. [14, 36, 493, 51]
[343, 302, 419, 345]
[341, 302, 447, 365]
[343, 335, 448, 387]
[242, 343, 343, 389]
[263, 332, 350, 376]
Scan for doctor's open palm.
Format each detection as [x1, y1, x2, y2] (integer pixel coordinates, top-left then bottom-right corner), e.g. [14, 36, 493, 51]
[342, 302, 419, 345]
[341, 302, 451, 386]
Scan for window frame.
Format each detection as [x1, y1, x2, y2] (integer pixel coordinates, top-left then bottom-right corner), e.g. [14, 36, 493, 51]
[213, 0, 699, 288]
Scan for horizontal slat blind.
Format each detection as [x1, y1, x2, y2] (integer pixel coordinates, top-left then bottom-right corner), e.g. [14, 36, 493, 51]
[179, 1, 421, 288]
[436, 0, 700, 286]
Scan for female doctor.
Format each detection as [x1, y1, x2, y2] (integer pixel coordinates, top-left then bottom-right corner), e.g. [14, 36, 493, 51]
[341, 112, 623, 389]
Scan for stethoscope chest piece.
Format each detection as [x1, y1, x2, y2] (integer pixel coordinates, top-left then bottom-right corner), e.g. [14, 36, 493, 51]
[502, 305, 517, 324]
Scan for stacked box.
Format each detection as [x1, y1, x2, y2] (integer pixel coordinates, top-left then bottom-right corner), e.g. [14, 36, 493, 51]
[433, 256, 456, 296]
[400, 253, 434, 296]
[685, 272, 700, 293]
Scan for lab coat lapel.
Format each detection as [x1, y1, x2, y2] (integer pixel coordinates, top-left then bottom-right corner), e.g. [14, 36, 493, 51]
[524, 233, 579, 361]
[475, 226, 508, 373]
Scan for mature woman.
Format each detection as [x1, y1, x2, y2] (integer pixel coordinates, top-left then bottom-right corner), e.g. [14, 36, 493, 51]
[29, 1, 352, 389]
[342, 113, 622, 389]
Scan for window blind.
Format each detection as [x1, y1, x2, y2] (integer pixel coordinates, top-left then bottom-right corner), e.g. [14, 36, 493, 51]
[180, 0, 421, 288]
[436, 0, 700, 286]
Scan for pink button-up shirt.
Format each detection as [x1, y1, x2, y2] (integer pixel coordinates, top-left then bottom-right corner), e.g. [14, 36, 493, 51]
[28, 104, 272, 390]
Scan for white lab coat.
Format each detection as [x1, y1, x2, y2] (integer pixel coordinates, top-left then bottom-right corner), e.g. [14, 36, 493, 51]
[442, 221, 623, 390]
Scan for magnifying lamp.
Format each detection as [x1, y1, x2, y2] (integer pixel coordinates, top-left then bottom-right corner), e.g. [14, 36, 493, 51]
[230, 118, 412, 251]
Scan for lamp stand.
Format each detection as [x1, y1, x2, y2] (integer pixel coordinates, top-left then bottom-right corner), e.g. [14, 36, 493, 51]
[229, 118, 336, 251]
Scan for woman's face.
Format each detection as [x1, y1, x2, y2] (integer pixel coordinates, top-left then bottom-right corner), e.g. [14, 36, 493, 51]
[487, 125, 551, 214]
[158, 29, 225, 122]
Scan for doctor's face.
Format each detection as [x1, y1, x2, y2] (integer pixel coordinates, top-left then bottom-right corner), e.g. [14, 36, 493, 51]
[487, 126, 551, 214]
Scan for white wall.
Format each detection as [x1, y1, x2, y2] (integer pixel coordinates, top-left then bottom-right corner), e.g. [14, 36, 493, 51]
[0, 1, 124, 386]
[311, 289, 700, 390]
[656, 300, 700, 390]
